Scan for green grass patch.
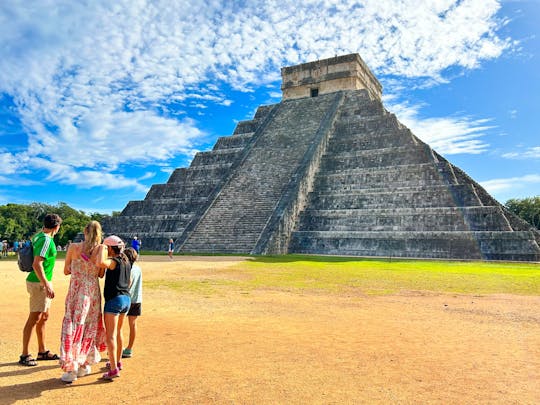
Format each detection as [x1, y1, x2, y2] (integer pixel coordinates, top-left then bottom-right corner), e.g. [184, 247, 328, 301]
[146, 254, 540, 296]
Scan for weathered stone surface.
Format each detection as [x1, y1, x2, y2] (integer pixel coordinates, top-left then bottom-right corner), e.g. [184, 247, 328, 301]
[103, 54, 540, 261]
[281, 54, 382, 101]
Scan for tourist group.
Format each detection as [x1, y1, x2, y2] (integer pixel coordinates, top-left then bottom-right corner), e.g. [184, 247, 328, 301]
[18, 214, 143, 383]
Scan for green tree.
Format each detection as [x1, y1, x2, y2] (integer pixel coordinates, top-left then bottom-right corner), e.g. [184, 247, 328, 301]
[0, 203, 39, 240]
[505, 196, 540, 230]
[0, 202, 114, 246]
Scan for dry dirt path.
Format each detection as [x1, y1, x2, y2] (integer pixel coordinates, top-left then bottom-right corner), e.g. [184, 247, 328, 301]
[0, 256, 538, 404]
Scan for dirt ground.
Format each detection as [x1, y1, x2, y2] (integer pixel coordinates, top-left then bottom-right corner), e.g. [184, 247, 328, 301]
[0, 256, 538, 404]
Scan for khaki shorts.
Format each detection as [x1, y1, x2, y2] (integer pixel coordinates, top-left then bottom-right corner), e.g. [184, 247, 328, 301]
[27, 281, 52, 313]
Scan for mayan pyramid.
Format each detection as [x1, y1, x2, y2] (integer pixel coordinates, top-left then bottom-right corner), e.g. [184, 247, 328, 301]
[104, 54, 540, 261]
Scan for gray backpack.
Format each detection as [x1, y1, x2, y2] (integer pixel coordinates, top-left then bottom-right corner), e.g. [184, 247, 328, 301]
[18, 243, 34, 272]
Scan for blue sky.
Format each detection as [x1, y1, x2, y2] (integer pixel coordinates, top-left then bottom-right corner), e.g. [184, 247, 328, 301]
[0, 0, 539, 215]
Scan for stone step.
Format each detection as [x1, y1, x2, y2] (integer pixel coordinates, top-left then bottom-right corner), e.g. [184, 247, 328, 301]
[233, 119, 261, 135]
[313, 162, 457, 190]
[213, 133, 254, 150]
[167, 165, 231, 183]
[120, 199, 207, 216]
[297, 206, 513, 232]
[146, 183, 218, 199]
[326, 128, 415, 152]
[289, 230, 540, 261]
[190, 148, 244, 166]
[320, 144, 436, 171]
[307, 184, 481, 209]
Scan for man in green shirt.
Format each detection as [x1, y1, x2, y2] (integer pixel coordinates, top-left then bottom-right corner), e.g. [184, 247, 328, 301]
[19, 213, 63, 366]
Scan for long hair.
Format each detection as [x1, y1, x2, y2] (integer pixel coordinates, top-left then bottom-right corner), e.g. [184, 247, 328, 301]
[124, 247, 138, 265]
[109, 244, 130, 265]
[82, 220, 102, 256]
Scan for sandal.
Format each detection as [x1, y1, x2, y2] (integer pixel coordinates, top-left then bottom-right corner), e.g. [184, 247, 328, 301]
[19, 354, 38, 366]
[37, 350, 59, 360]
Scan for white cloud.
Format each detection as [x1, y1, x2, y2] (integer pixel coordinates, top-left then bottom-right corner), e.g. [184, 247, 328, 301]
[384, 96, 493, 155]
[502, 146, 540, 159]
[0, 151, 22, 174]
[0, 0, 512, 189]
[480, 174, 540, 202]
[30, 156, 148, 192]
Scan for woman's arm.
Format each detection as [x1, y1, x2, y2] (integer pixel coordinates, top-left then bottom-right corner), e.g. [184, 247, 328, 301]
[64, 244, 75, 275]
[94, 244, 116, 276]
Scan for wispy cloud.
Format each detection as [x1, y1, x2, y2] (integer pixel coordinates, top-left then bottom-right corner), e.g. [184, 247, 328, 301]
[480, 174, 540, 202]
[0, 0, 512, 189]
[502, 146, 540, 159]
[384, 96, 494, 155]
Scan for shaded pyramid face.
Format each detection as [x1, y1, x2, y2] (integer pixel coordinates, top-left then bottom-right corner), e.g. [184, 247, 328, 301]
[104, 64, 540, 261]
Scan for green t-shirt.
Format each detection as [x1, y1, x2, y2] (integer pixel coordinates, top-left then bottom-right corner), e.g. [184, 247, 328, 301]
[26, 232, 57, 283]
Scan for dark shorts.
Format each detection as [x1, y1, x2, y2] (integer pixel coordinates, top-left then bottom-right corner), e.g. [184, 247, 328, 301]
[104, 295, 131, 315]
[127, 302, 142, 317]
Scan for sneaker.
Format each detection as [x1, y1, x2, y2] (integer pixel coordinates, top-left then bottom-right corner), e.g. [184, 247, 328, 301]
[105, 361, 123, 370]
[61, 371, 78, 383]
[122, 348, 132, 358]
[77, 365, 91, 377]
[102, 368, 120, 380]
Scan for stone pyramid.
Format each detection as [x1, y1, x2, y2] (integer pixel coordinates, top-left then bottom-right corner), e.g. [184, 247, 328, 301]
[104, 54, 540, 261]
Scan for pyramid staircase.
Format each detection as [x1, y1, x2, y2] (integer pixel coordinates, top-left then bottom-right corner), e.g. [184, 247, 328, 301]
[181, 92, 343, 253]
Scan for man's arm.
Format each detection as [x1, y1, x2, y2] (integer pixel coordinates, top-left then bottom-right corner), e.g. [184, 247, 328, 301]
[32, 256, 54, 299]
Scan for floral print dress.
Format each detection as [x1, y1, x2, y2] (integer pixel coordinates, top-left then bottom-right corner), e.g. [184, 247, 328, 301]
[60, 251, 107, 372]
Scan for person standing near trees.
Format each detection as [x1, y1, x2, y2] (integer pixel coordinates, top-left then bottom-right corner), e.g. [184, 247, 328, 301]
[19, 213, 63, 366]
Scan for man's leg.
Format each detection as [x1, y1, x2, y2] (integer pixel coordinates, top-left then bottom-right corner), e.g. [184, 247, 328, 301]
[22, 312, 41, 356]
[35, 311, 49, 353]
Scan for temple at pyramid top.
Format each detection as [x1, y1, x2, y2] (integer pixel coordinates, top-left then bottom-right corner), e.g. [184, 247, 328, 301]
[281, 53, 382, 101]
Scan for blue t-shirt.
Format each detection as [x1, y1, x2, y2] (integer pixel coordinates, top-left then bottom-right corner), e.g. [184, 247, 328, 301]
[131, 239, 141, 252]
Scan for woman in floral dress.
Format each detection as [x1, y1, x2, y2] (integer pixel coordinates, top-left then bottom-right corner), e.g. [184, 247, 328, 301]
[60, 221, 108, 383]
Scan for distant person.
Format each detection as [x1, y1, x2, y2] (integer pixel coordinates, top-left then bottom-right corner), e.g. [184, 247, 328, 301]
[131, 236, 141, 254]
[168, 238, 174, 260]
[122, 247, 143, 359]
[1, 240, 7, 257]
[0, 240, 3, 259]
[60, 221, 108, 383]
[101, 235, 131, 380]
[19, 213, 63, 366]
[13, 240, 19, 253]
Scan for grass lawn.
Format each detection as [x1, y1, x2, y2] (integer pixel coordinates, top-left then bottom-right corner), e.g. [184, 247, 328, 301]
[146, 254, 540, 296]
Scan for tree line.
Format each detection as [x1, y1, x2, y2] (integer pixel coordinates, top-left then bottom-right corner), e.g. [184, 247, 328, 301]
[1, 197, 539, 247]
[0, 202, 119, 247]
[505, 196, 540, 230]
